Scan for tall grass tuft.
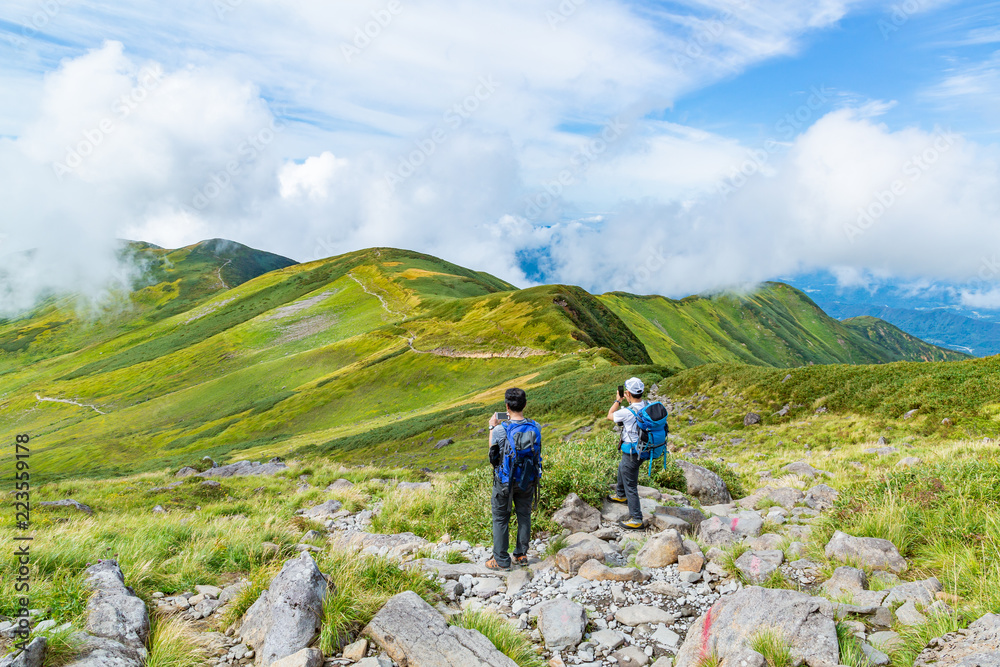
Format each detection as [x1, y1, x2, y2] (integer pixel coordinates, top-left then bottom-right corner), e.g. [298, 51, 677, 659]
[316, 549, 439, 653]
[748, 628, 793, 667]
[145, 617, 210, 667]
[451, 610, 545, 667]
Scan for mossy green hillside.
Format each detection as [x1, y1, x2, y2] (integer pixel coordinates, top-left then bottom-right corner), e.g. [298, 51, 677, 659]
[0, 242, 978, 482]
[601, 283, 966, 369]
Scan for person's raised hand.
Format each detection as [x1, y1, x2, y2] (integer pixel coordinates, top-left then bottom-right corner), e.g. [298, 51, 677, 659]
[489, 413, 499, 428]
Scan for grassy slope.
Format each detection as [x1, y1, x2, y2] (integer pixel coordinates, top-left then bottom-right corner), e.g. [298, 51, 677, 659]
[0, 247, 648, 479]
[0, 244, 975, 481]
[841, 315, 967, 362]
[601, 282, 967, 369]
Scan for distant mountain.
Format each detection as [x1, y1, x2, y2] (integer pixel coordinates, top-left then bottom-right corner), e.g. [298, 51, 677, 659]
[601, 282, 966, 368]
[0, 242, 966, 479]
[785, 271, 1000, 357]
[831, 306, 1000, 357]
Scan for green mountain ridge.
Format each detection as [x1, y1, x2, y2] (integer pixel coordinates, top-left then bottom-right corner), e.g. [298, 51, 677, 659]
[0, 241, 970, 480]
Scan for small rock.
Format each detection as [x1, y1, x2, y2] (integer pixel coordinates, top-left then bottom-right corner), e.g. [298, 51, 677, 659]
[536, 597, 587, 650]
[635, 530, 684, 568]
[895, 600, 926, 626]
[614, 606, 676, 626]
[342, 638, 368, 662]
[551, 493, 602, 533]
[614, 645, 650, 666]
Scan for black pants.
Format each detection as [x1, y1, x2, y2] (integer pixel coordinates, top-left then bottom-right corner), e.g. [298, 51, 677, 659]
[491, 480, 533, 567]
[616, 451, 643, 521]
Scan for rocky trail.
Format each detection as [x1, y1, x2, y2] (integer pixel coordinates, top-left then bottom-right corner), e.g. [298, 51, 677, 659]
[3, 452, 997, 667]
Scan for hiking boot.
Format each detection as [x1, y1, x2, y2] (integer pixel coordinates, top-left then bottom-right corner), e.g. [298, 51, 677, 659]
[513, 554, 529, 567]
[485, 557, 510, 571]
[606, 494, 628, 504]
[618, 517, 644, 530]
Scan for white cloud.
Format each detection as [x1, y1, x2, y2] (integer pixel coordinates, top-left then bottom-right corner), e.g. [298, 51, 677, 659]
[961, 288, 1000, 309]
[2, 0, 997, 314]
[279, 152, 349, 200]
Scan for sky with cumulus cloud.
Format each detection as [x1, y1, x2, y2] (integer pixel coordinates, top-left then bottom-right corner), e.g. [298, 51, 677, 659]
[0, 0, 998, 313]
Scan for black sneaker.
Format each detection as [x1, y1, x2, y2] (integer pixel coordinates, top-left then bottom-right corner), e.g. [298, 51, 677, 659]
[606, 494, 628, 504]
[618, 517, 644, 530]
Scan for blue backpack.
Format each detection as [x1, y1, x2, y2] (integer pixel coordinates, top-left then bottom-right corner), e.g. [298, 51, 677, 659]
[496, 420, 543, 507]
[623, 402, 669, 474]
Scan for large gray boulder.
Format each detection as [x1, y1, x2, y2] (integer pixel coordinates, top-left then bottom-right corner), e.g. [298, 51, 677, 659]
[698, 515, 737, 548]
[825, 531, 907, 573]
[299, 499, 343, 521]
[733, 550, 783, 585]
[883, 577, 942, 606]
[331, 531, 428, 560]
[554, 537, 606, 574]
[635, 530, 684, 568]
[536, 597, 587, 650]
[674, 587, 839, 667]
[913, 613, 1000, 666]
[63, 560, 150, 667]
[654, 505, 706, 531]
[0, 637, 46, 667]
[270, 649, 324, 667]
[551, 493, 601, 533]
[804, 484, 839, 510]
[240, 552, 331, 666]
[198, 458, 288, 478]
[676, 461, 732, 505]
[36, 499, 93, 514]
[364, 591, 517, 666]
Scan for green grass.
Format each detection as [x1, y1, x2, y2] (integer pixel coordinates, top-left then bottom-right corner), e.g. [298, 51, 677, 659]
[835, 621, 867, 667]
[601, 283, 965, 370]
[444, 550, 471, 564]
[35, 626, 83, 667]
[145, 617, 210, 667]
[317, 550, 439, 653]
[748, 628, 794, 667]
[451, 610, 545, 667]
[545, 534, 570, 559]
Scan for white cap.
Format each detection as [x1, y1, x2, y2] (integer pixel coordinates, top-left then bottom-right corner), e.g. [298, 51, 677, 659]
[624, 377, 644, 395]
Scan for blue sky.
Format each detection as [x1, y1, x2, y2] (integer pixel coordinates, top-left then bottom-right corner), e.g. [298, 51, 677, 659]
[0, 0, 999, 312]
[667, 1, 1000, 141]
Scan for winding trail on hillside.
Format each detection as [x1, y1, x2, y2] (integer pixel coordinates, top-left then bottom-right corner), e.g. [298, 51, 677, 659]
[35, 393, 106, 415]
[216, 259, 232, 290]
[404, 333, 550, 359]
[350, 272, 551, 359]
[348, 273, 405, 320]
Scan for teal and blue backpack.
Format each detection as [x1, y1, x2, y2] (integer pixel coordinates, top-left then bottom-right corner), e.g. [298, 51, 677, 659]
[622, 402, 669, 474]
[495, 420, 543, 508]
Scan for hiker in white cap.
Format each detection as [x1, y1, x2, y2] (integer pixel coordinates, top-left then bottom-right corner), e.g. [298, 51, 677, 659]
[606, 376, 647, 529]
